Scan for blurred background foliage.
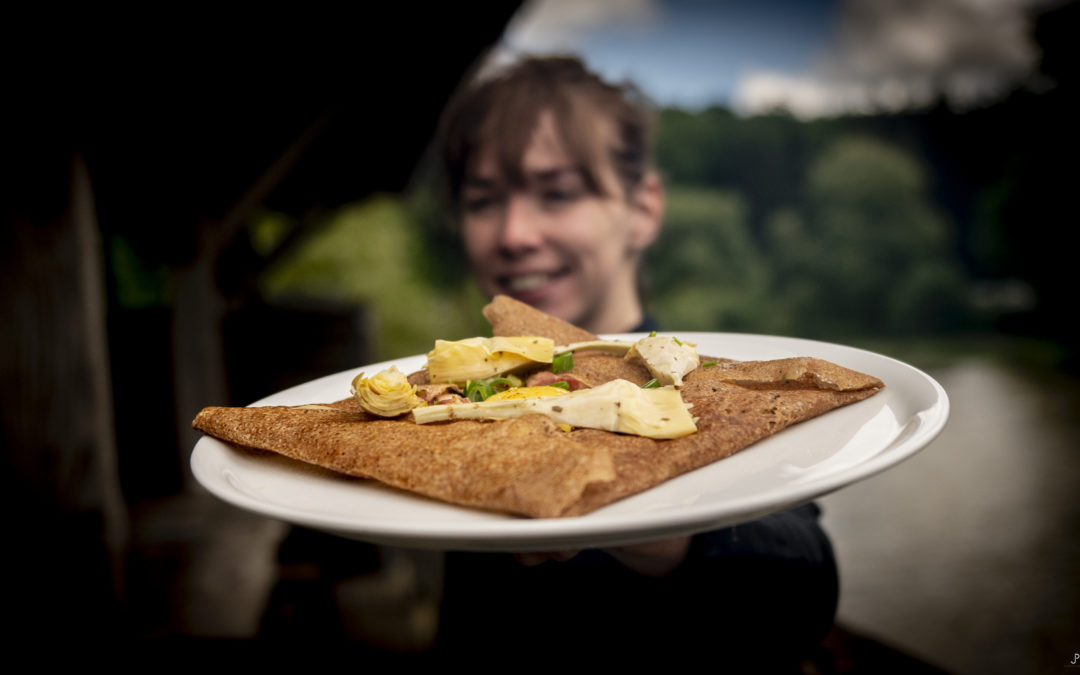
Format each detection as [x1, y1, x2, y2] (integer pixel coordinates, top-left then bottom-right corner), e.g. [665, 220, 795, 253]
[189, 87, 1068, 366]
[252, 196, 488, 360]
[102, 0, 1075, 371]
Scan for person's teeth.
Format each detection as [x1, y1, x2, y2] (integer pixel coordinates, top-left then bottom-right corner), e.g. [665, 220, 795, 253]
[507, 273, 549, 292]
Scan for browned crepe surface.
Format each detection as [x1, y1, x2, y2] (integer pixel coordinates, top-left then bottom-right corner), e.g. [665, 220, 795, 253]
[192, 295, 884, 518]
[483, 294, 597, 345]
[194, 401, 617, 517]
[552, 355, 881, 516]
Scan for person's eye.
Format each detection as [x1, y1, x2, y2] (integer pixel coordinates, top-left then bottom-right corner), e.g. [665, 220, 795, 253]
[540, 189, 581, 209]
[463, 194, 502, 214]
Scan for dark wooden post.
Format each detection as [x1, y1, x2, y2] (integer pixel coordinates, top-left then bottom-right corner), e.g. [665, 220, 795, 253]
[0, 154, 129, 636]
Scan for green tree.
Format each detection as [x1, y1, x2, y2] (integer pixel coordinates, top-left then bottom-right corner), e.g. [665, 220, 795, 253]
[767, 135, 969, 336]
[259, 195, 486, 360]
[645, 186, 777, 332]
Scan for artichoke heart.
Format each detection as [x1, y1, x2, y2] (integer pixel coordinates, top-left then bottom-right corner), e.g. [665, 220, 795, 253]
[351, 366, 424, 417]
[426, 336, 554, 383]
[412, 379, 697, 439]
[625, 336, 700, 387]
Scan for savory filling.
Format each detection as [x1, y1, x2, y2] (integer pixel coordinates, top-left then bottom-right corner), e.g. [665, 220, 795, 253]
[348, 333, 703, 439]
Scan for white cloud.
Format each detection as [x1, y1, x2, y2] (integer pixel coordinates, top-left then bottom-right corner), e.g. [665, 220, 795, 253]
[482, 0, 659, 73]
[734, 0, 1054, 118]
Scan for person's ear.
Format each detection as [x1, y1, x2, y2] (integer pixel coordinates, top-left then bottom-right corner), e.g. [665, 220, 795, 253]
[628, 170, 664, 251]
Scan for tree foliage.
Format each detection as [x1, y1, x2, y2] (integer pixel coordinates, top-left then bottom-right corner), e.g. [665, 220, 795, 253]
[766, 135, 969, 336]
[258, 195, 487, 360]
[649, 120, 973, 338]
[645, 186, 777, 333]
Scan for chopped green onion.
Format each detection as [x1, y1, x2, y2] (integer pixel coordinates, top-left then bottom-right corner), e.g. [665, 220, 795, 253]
[642, 378, 660, 389]
[672, 336, 683, 346]
[465, 380, 494, 402]
[552, 351, 574, 374]
[467, 375, 524, 401]
[702, 360, 718, 367]
[489, 376, 521, 393]
[649, 330, 657, 337]
[549, 380, 571, 390]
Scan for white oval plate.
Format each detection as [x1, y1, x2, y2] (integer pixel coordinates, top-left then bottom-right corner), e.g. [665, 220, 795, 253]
[191, 333, 948, 551]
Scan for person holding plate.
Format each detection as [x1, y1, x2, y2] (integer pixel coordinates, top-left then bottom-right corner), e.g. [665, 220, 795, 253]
[434, 55, 838, 665]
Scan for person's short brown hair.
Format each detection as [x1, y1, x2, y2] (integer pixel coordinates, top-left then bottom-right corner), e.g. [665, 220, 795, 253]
[439, 55, 656, 211]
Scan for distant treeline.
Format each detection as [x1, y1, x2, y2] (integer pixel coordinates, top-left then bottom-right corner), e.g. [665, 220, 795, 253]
[645, 2, 1077, 346]
[646, 61, 1075, 344]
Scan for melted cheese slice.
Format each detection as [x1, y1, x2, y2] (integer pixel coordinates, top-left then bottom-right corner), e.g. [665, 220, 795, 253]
[625, 336, 700, 386]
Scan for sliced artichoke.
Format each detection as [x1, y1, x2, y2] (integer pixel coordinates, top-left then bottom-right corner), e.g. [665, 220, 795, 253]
[351, 366, 424, 417]
[412, 379, 697, 440]
[426, 336, 555, 383]
[486, 384, 574, 431]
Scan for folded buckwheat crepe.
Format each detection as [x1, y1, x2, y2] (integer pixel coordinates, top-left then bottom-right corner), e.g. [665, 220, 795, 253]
[193, 296, 883, 518]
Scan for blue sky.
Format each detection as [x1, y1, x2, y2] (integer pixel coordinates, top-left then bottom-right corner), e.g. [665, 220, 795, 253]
[571, 0, 838, 109]
[496, 0, 1047, 117]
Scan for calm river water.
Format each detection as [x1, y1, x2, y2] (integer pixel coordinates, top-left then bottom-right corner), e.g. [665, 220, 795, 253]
[821, 357, 1080, 674]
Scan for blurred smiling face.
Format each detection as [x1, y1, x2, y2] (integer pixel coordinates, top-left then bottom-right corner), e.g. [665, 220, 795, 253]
[461, 110, 660, 334]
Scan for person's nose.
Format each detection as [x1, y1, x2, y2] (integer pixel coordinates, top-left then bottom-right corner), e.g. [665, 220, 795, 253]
[496, 194, 543, 256]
